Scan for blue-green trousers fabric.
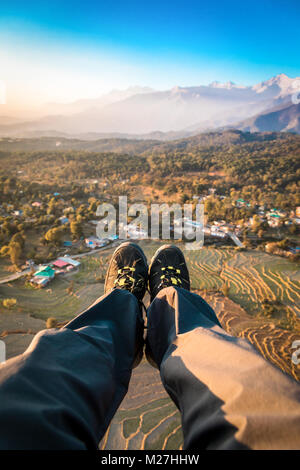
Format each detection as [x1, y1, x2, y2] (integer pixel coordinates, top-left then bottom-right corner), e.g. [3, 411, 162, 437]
[0, 287, 299, 449]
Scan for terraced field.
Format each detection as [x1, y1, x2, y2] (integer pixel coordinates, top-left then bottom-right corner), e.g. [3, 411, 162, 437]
[184, 246, 300, 325]
[187, 247, 231, 291]
[202, 290, 300, 382]
[100, 360, 183, 450]
[1, 240, 300, 449]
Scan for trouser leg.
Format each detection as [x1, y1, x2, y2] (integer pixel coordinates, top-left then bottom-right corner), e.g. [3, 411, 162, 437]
[147, 286, 300, 449]
[0, 289, 143, 449]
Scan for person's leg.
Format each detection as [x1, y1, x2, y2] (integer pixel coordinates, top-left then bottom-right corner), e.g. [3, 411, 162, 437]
[0, 289, 142, 449]
[0, 242, 148, 450]
[146, 246, 300, 450]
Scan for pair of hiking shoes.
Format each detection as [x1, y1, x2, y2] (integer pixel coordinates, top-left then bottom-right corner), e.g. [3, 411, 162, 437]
[104, 242, 190, 367]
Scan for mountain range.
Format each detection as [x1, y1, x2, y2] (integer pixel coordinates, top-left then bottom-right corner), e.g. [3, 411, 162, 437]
[0, 74, 299, 139]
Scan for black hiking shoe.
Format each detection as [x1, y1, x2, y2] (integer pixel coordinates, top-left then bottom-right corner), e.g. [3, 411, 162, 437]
[104, 242, 148, 368]
[146, 244, 190, 369]
[105, 241, 148, 301]
[148, 244, 190, 302]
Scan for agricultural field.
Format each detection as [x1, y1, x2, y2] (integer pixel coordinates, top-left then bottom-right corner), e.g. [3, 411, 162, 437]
[185, 246, 300, 326]
[0, 240, 300, 450]
[100, 360, 183, 451]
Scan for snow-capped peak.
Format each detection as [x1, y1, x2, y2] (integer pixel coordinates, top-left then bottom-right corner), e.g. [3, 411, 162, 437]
[252, 73, 300, 96]
[209, 80, 244, 89]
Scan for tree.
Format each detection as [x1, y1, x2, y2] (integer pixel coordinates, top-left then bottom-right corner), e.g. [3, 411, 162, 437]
[46, 317, 58, 328]
[47, 198, 59, 216]
[258, 228, 265, 239]
[70, 221, 83, 240]
[66, 280, 74, 295]
[44, 227, 64, 246]
[0, 245, 10, 257]
[11, 231, 25, 249]
[180, 193, 190, 204]
[3, 298, 17, 309]
[288, 223, 297, 235]
[88, 197, 99, 212]
[9, 241, 22, 267]
[252, 215, 262, 233]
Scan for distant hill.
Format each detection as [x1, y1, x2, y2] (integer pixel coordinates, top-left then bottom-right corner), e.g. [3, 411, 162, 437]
[234, 103, 300, 133]
[0, 129, 299, 156]
[0, 130, 297, 155]
[0, 136, 161, 154]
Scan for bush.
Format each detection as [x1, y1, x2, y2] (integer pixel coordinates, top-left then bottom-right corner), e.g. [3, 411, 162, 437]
[260, 299, 281, 318]
[66, 280, 74, 295]
[46, 317, 58, 329]
[277, 238, 289, 249]
[0, 245, 10, 257]
[265, 242, 277, 254]
[290, 253, 300, 263]
[221, 283, 230, 297]
[2, 298, 17, 309]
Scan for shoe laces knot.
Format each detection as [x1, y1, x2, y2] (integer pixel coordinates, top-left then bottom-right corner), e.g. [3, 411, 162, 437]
[114, 266, 144, 293]
[158, 266, 182, 289]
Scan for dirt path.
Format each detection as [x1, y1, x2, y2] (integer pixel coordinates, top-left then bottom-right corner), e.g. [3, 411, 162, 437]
[0, 268, 30, 284]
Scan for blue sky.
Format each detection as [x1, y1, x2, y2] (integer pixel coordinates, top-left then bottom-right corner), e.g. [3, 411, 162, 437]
[1, 0, 300, 107]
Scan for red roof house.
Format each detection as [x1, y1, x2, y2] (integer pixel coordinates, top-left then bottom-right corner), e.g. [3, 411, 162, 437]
[52, 259, 70, 268]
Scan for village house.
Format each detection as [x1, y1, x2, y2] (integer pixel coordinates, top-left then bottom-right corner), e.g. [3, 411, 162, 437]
[60, 256, 81, 268]
[13, 210, 23, 217]
[31, 266, 55, 288]
[51, 257, 81, 274]
[63, 240, 73, 247]
[85, 237, 109, 249]
[267, 218, 281, 228]
[58, 216, 69, 225]
[236, 198, 246, 207]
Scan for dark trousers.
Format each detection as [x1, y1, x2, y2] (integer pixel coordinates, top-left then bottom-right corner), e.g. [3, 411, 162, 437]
[0, 287, 299, 450]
